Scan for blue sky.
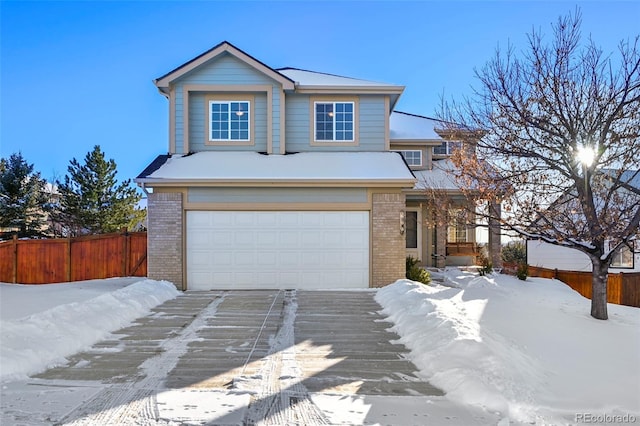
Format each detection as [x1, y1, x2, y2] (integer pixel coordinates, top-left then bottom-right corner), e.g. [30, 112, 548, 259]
[1, 1, 638, 185]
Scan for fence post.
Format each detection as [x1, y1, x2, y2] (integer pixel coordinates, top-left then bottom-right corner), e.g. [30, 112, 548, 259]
[12, 234, 18, 284]
[66, 237, 72, 282]
[121, 228, 129, 276]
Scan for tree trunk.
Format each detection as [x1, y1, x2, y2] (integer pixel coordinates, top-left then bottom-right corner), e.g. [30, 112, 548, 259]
[590, 259, 609, 320]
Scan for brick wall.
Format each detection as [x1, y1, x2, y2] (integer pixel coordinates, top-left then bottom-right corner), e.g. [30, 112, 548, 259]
[371, 192, 406, 287]
[147, 192, 183, 290]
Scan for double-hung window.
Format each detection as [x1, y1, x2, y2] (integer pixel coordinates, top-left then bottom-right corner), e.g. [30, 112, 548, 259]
[398, 150, 423, 167]
[209, 100, 250, 141]
[314, 101, 354, 142]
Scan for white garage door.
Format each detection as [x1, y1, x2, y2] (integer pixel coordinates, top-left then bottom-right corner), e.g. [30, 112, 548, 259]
[186, 211, 369, 290]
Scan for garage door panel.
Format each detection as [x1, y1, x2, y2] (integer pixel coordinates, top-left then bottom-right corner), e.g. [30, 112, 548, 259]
[257, 252, 277, 266]
[257, 231, 279, 246]
[300, 231, 323, 246]
[189, 233, 210, 248]
[212, 231, 233, 246]
[231, 212, 254, 226]
[279, 251, 300, 266]
[278, 212, 300, 226]
[257, 213, 278, 226]
[187, 211, 369, 290]
[345, 232, 368, 247]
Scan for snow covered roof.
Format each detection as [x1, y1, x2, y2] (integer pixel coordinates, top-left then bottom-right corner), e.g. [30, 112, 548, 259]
[390, 111, 446, 141]
[619, 169, 640, 191]
[137, 151, 416, 187]
[410, 159, 471, 192]
[278, 68, 404, 109]
[277, 68, 403, 90]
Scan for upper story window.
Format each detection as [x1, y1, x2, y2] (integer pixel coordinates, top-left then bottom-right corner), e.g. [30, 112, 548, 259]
[434, 141, 463, 156]
[314, 102, 354, 141]
[398, 150, 422, 167]
[209, 101, 250, 141]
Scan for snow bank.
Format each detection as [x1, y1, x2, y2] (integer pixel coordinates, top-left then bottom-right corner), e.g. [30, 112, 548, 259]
[0, 279, 179, 383]
[376, 270, 640, 424]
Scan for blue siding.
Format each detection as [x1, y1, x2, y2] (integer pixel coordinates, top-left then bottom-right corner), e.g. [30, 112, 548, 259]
[358, 96, 386, 148]
[188, 93, 268, 152]
[272, 90, 281, 153]
[285, 95, 309, 151]
[180, 53, 278, 85]
[285, 94, 387, 152]
[174, 92, 184, 153]
[172, 53, 281, 154]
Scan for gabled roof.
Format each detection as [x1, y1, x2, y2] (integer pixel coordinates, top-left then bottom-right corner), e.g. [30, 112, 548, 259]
[390, 111, 446, 142]
[136, 151, 416, 187]
[154, 41, 295, 91]
[153, 41, 405, 107]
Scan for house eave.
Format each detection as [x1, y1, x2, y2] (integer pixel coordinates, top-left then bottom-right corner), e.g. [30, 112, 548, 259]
[390, 139, 444, 146]
[135, 178, 417, 188]
[295, 86, 404, 95]
[404, 187, 477, 198]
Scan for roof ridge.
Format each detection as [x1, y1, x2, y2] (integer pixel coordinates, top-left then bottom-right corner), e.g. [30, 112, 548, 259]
[277, 67, 390, 84]
[392, 110, 445, 122]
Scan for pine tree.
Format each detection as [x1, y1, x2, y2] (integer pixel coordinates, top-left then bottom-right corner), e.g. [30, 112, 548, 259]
[0, 152, 50, 238]
[55, 145, 145, 236]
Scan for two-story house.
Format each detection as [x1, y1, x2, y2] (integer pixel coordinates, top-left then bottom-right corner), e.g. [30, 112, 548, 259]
[136, 41, 499, 291]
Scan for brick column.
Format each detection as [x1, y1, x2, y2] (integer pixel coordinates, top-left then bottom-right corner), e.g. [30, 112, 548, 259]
[436, 221, 447, 268]
[147, 192, 183, 290]
[371, 192, 406, 287]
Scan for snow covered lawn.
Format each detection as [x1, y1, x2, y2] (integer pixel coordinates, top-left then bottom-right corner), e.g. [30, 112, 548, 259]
[1, 272, 638, 425]
[0, 278, 179, 383]
[376, 270, 640, 424]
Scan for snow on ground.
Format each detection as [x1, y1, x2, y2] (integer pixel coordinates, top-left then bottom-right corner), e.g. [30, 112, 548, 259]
[0, 278, 179, 383]
[376, 270, 640, 424]
[2, 272, 639, 425]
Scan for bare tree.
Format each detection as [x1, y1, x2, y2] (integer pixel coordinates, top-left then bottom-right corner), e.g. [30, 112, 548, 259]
[438, 10, 640, 320]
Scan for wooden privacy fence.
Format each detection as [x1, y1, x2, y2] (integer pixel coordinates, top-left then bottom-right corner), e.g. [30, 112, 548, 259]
[0, 231, 147, 284]
[503, 263, 640, 308]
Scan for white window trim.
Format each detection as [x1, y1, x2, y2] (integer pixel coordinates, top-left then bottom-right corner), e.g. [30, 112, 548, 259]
[399, 150, 423, 167]
[313, 101, 355, 142]
[208, 100, 251, 142]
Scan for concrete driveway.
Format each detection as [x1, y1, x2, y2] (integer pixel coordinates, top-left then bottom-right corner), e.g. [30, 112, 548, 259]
[1, 290, 497, 425]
